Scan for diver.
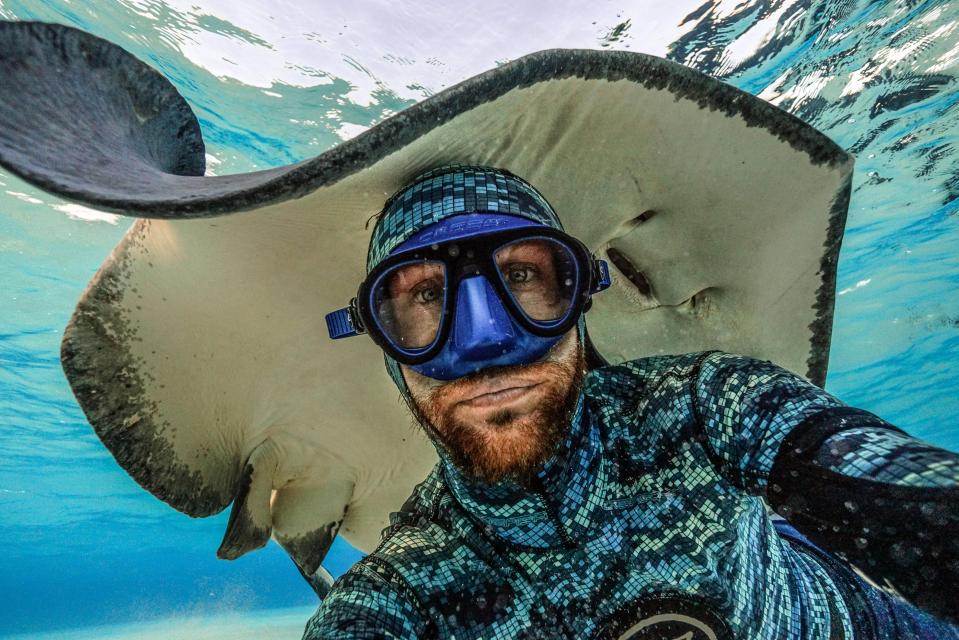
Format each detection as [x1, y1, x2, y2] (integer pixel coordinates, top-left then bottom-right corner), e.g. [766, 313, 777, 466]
[304, 166, 959, 640]
[305, 166, 959, 640]
[303, 165, 958, 639]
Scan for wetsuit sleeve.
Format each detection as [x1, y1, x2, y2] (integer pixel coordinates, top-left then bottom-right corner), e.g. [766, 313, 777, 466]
[693, 351, 959, 623]
[693, 351, 846, 494]
[768, 414, 959, 623]
[301, 560, 430, 639]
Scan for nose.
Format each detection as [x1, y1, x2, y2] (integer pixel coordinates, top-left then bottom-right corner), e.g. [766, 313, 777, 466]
[451, 275, 515, 360]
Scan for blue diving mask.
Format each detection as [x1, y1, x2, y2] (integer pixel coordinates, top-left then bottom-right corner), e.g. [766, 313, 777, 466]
[327, 213, 611, 380]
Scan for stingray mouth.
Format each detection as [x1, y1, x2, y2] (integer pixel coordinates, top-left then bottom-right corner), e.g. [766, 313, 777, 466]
[604, 245, 715, 318]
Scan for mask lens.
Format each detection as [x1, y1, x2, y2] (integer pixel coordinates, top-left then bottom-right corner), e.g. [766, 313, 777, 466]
[494, 238, 578, 324]
[371, 260, 447, 351]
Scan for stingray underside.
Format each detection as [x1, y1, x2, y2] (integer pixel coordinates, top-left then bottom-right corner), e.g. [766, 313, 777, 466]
[0, 21, 852, 581]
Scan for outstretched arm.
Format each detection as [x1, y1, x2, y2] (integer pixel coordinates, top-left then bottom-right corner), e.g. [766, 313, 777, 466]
[694, 351, 959, 622]
[768, 415, 959, 623]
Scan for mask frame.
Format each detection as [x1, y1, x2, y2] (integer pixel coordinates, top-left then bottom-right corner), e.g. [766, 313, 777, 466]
[327, 223, 610, 368]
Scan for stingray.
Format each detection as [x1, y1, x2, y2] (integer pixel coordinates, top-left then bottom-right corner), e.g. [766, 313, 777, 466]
[0, 21, 852, 594]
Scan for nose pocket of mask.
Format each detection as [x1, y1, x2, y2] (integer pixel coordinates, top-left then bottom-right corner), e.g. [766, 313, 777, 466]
[453, 276, 516, 359]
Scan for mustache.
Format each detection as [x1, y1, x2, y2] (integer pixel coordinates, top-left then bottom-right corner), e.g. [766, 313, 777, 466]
[431, 359, 558, 399]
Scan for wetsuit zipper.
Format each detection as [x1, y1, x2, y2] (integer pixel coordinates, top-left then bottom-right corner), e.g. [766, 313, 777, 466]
[528, 475, 578, 550]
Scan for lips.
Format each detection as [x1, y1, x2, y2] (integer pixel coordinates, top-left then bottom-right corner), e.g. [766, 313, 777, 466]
[440, 356, 561, 412]
[461, 383, 540, 408]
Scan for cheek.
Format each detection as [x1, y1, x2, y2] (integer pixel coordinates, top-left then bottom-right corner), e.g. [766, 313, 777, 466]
[546, 329, 580, 363]
[401, 364, 439, 395]
[400, 364, 449, 419]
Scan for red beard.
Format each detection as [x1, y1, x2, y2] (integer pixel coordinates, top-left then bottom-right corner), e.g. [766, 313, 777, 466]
[407, 347, 585, 485]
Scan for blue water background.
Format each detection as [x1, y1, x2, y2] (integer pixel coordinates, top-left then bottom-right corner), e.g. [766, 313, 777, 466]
[1, 0, 957, 636]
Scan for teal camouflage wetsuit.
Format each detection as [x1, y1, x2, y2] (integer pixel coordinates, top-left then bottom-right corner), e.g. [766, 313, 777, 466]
[303, 350, 959, 639]
[307, 166, 958, 638]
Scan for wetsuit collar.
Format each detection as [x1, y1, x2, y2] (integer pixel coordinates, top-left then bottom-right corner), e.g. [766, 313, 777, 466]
[440, 393, 610, 549]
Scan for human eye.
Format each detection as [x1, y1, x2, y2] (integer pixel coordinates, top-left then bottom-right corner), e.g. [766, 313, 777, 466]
[503, 263, 539, 287]
[411, 280, 443, 305]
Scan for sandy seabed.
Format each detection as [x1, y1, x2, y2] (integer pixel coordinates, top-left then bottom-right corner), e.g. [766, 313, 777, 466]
[4, 606, 317, 640]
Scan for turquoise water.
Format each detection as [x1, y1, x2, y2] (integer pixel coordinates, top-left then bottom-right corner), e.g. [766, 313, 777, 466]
[1, 0, 957, 637]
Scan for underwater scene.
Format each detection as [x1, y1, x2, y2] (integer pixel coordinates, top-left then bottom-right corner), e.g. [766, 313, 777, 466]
[1, 0, 958, 638]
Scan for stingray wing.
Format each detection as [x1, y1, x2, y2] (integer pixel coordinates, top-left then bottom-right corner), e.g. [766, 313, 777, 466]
[0, 22, 438, 576]
[0, 22, 852, 576]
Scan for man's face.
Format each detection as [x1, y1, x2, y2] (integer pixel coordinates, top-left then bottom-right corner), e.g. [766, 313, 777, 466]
[401, 328, 585, 484]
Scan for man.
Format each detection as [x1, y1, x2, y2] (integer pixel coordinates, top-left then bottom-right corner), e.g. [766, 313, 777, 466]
[306, 165, 959, 639]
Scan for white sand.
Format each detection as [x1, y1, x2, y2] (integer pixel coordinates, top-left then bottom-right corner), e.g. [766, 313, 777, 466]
[4, 606, 318, 640]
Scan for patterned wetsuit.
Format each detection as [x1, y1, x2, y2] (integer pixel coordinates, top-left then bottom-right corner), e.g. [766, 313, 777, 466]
[303, 351, 959, 639]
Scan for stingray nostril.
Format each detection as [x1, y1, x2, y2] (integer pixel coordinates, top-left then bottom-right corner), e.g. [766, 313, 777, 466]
[688, 289, 714, 318]
[606, 247, 653, 298]
[632, 209, 657, 225]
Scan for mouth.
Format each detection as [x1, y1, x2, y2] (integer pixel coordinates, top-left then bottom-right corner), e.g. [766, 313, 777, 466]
[459, 381, 541, 408]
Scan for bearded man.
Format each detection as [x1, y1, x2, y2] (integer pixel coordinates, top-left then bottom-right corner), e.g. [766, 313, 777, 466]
[304, 165, 959, 639]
